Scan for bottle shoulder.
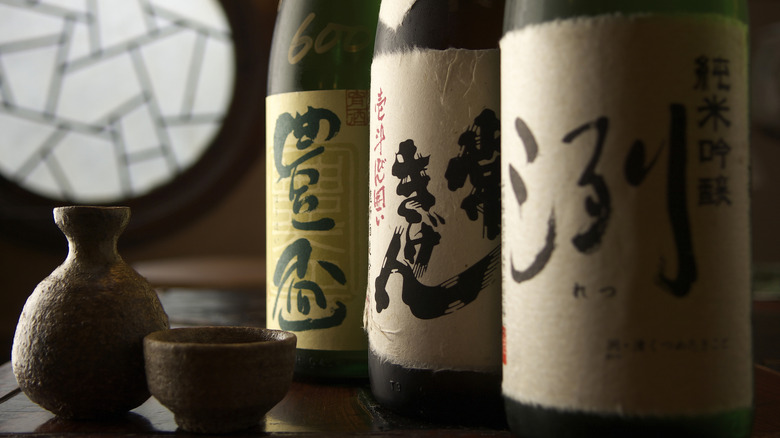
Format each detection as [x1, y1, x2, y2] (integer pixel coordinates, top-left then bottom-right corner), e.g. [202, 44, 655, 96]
[503, 0, 748, 32]
[267, 0, 379, 94]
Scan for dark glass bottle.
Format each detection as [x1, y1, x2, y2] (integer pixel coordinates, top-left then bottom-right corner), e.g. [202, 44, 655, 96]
[365, 0, 505, 423]
[266, 0, 379, 380]
[501, 1, 753, 436]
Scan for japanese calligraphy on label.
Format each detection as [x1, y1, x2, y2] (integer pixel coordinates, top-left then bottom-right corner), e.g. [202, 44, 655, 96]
[501, 15, 751, 415]
[366, 48, 502, 372]
[266, 89, 368, 351]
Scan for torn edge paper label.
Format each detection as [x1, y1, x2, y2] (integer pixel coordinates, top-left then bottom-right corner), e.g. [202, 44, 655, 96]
[365, 48, 502, 372]
[378, 0, 418, 30]
[500, 14, 751, 415]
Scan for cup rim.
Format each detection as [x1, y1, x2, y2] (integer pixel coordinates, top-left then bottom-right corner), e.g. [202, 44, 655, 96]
[144, 326, 296, 348]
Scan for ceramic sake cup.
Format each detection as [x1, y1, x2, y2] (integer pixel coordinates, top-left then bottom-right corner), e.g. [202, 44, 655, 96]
[143, 326, 296, 434]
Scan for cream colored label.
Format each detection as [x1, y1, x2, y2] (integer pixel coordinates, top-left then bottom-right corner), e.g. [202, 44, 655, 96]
[266, 90, 368, 351]
[501, 15, 751, 415]
[365, 48, 502, 372]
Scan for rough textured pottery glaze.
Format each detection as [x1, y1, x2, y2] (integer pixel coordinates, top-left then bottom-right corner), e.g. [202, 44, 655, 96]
[11, 206, 170, 419]
[144, 326, 297, 434]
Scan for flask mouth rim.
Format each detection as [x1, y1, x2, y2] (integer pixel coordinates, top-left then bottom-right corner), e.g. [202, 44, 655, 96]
[53, 205, 131, 240]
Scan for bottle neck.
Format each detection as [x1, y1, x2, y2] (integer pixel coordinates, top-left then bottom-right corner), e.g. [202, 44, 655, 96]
[65, 237, 122, 267]
[53, 206, 129, 269]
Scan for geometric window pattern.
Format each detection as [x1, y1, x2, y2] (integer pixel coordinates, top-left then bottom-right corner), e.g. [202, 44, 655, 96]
[0, 0, 234, 203]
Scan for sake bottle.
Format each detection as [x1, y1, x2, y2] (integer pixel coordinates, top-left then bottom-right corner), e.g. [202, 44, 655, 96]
[266, 0, 379, 379]
[501, 1, 753, 436]
[365, 0, 504, 422]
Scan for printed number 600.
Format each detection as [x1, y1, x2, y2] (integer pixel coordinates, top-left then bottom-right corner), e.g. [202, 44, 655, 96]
[288, 12, 371, 64]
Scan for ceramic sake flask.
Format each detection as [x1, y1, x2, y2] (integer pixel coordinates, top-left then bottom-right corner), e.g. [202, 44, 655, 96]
[11, 206, 169, 419]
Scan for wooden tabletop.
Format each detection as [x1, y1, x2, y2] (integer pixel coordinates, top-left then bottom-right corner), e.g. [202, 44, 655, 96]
[0, 360, 518, 437]
[1, 360, 779, 437]
[1, 288, 779, 437]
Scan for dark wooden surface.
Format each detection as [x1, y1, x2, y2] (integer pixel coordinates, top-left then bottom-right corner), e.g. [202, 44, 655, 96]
[1, 288, 779, 437]
[0, 361, 514, 437]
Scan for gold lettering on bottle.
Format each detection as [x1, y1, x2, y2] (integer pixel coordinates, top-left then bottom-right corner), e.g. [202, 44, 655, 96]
[288, 13, 372, 64]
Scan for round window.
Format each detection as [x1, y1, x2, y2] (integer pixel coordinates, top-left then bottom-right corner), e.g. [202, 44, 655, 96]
[0, 0, 267, 248]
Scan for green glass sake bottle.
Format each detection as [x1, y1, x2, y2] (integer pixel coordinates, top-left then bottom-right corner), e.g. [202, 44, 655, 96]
[365, 0, 505, 423]
[501, 1, 753, 436]
[266, 0, 379, 380]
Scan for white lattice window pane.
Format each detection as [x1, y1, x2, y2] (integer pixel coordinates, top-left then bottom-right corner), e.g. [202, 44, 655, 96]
[0, 0, 235, 203]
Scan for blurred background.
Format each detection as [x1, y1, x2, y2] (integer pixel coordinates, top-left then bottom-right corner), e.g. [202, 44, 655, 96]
[0, 0, 276, 360]
[1, 0, 779, 361]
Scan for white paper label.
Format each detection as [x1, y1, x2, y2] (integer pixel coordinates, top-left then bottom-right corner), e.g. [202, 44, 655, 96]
[501, 14, 751, 415]
[365, 48, 502, 372]
[378, 0, 417, 30]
